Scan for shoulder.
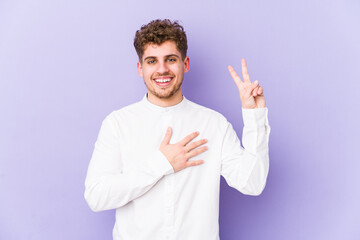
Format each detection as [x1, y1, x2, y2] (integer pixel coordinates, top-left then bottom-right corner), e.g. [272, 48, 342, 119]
[109, 99, 143, 118]
[99, 100, 143, 129]
[186, 98, 228, 124]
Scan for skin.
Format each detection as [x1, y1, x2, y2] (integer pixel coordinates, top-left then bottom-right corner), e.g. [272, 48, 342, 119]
[228, 58, 266, 109]
[137, 40, 266, 173]
[137, 41, 189, 107]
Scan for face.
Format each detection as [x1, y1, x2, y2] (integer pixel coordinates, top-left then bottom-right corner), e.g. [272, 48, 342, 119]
[137, 41, 190, 101]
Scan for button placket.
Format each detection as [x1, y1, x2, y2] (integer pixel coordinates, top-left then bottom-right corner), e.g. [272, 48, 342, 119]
[162, 111, 175, 232]
[164, 173, 175, 226]
[162, 113, 171, 131]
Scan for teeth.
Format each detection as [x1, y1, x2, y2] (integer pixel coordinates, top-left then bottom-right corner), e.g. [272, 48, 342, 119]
[154, 78, 172, 83]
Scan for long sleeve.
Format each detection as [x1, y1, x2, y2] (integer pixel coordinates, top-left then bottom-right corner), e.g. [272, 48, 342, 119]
[84, 113, 174, 212]
[220, 107, 271, 196]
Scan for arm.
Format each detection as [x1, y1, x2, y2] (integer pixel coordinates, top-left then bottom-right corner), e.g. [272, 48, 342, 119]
[220, 107, 270, 195]
[84, 113, 174, 212]
[222, 57, 270, 195]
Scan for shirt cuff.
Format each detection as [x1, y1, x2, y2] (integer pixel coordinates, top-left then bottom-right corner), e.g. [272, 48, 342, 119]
[242, 107, 269, 127]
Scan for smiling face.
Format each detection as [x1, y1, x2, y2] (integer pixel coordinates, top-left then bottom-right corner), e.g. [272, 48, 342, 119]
[137, 40, 190, 106]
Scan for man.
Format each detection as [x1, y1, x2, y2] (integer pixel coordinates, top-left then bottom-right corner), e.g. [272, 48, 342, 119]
[84, 19, 270, 240]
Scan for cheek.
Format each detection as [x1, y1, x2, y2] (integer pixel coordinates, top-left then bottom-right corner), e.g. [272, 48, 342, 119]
[142, 69, 151, 79]
[170, 65, 182, 75]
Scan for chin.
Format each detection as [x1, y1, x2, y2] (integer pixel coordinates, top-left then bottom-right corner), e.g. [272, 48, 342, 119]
[154, 92, 175, 99]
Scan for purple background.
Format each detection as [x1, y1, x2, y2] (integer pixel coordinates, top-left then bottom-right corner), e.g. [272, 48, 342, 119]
[1, 0, 359, 239]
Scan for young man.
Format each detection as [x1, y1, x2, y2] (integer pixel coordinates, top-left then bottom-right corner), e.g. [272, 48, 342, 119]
[84, 19, 270, 240]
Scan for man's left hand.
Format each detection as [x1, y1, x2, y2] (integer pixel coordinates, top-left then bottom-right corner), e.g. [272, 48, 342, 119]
[228, 58, 266, 109]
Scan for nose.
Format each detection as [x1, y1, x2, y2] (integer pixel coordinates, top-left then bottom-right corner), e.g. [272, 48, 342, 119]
[157, 60, 169, 74]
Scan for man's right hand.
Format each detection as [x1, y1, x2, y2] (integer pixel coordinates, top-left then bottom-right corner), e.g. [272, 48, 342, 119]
[159, 127, 208, 173]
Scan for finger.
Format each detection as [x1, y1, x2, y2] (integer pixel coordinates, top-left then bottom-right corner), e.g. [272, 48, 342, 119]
[161, 127, 172, 146]
[253, 85, 264, 97]
[179, 131, 199, 146]
[185, 159, 204, 168]
[186, 145, 208, 159]
[249, 80, 259, 92]
[241, 58, 251, 83]
[252, 84, 260, 96]
[252, 87, 258, 97]
[185, 139, 208, 152]
[228, 65, 244, 90]
[257, 86, 263, 95]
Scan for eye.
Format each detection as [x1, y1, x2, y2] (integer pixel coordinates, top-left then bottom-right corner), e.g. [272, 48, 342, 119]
[168, 58, 176, 62]
[147, 59, 156, 64]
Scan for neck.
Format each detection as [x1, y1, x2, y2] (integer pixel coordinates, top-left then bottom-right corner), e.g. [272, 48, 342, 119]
[147, 91, 183, 107]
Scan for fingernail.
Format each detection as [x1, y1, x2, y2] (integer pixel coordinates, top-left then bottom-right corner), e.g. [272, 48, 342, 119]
[167, 127, 171, 131]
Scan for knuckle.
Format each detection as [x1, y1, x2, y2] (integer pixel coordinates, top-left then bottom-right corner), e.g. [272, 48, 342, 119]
[187, 143, 194, 149]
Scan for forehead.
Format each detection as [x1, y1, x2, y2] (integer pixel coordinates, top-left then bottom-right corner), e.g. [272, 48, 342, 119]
[142, 41, 181, 59]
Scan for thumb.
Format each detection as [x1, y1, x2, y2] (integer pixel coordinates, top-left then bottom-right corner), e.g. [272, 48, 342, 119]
[251, 80, 259, 90]
[248, 80, 259, 95]
[161, 127, 172, 146]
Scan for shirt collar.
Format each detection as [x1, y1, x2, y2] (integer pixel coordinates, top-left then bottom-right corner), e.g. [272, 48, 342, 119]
[142, 93, 188, 113]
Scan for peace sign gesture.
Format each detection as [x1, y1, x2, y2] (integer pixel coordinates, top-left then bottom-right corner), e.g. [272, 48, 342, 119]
[228, 58, 266, 109]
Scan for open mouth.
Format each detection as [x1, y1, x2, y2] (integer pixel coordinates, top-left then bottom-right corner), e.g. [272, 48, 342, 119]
[153, 77, 174, 87]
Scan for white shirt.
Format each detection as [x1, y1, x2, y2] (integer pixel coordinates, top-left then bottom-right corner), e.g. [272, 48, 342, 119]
[84, 94, 271, 240]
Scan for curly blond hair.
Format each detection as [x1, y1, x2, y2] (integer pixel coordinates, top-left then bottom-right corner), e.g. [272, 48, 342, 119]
[134, 19, 188, 62]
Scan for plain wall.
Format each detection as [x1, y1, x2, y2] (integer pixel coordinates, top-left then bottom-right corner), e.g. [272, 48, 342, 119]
[1, 0, 359, 239]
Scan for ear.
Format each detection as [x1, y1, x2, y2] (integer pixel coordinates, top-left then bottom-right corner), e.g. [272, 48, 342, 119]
[137, 61, 143, 78]
[184, 56, 190, 73]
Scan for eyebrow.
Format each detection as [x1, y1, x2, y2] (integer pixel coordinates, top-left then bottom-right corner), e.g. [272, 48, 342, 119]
[143, 54, 180, 62]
